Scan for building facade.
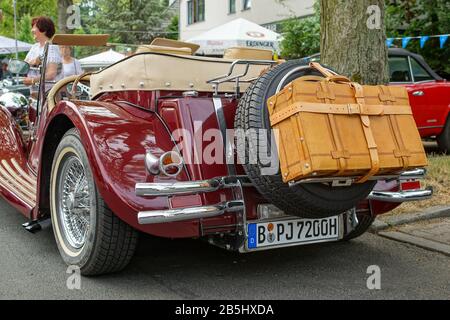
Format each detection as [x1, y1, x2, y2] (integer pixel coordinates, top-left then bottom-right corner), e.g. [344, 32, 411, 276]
[179, 0, 315, 40]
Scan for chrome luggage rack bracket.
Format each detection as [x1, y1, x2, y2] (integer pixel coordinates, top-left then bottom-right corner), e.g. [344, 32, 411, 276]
[287, 168, 428, 187]
[207, 59, 277, 96]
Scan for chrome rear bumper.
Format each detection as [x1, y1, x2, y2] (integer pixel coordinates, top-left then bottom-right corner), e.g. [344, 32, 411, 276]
[136, 177, 245, 225]
[138, 200, 244, 224]
[135, 169, 431, 224]
[135, 176, 239, 197]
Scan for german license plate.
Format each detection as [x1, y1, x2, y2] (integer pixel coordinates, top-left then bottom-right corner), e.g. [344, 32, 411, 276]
[247, 216, 340, 249]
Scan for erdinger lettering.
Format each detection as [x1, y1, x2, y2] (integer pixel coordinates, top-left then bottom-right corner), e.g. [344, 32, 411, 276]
[175, 304, 209, 318]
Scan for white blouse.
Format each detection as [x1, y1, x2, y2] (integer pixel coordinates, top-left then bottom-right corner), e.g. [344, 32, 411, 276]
[25, 43, 63, 91]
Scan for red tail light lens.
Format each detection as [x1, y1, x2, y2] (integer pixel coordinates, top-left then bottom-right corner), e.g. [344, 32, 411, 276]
[400, 180, 421, 191]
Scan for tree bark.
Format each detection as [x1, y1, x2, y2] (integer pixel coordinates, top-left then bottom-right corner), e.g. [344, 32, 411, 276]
[58, 0, 74, 34]
[320, 0, 388, 84]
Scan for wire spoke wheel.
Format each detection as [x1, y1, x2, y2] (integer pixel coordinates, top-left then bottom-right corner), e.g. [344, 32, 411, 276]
[50, 128, 138, 276]
[58, 155, 91, 249]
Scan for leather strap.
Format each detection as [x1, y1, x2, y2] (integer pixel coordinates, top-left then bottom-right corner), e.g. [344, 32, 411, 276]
[351, 83, 380, 183]
[269, 102, 412, 125]
[379, 86, 411, 169]
[320, 82, 348, 174]
[310, 62, 335, 78]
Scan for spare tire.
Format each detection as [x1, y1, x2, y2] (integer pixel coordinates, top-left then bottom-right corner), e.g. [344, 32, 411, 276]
[234, 59, 376, 219]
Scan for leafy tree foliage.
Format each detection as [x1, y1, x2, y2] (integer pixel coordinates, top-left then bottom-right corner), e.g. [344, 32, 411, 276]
[0, 0, 57, 40]
[279, 0, 449, 77]
[166, 15, 179, 40]
[386, 0, 450, 77]
[280, 15, 320, 59]
[80, 0, 171, 44]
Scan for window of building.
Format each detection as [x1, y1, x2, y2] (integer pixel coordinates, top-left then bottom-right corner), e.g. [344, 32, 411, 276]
[229, 0, 236, 14]
[187, 0, 205, 25]
[243, 0, 251, 10]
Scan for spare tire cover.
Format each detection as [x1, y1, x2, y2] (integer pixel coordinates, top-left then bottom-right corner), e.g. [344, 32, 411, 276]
[234, 60, 376, 219]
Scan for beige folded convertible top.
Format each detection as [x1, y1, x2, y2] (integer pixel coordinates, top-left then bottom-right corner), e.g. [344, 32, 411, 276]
[90, 52, 270, 97]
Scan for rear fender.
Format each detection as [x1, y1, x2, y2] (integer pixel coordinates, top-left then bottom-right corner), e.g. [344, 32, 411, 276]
[41, 100, 202, 237]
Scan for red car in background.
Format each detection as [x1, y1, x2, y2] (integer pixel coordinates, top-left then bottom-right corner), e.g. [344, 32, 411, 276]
[308, 48, 450, 152]
[388, 48, 450, 152]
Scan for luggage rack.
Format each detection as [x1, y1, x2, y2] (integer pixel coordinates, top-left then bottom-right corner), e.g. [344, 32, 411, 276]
[207, 59, 277, 96]
[288, 168, 427, 187]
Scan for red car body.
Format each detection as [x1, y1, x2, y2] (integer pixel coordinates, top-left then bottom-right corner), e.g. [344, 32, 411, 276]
[388, 48, 450, 140]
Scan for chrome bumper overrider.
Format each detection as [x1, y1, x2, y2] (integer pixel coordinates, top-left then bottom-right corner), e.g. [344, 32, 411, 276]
[368, 187, 433, 203]
[367, 169, 432, 203]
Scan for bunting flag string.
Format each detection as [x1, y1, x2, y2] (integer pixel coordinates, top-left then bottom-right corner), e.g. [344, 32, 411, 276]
[386, 34, 449, 49]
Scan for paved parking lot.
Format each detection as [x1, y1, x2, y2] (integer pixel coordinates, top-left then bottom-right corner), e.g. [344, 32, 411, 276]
[0, 199, 449, 300]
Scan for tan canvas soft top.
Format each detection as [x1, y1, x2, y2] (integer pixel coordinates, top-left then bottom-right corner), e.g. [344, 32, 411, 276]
[89, 52, 269, 97]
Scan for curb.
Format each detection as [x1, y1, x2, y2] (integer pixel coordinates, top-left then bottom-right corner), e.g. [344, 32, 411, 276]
[378, 231, 450, 257]
[369, 205, 450, 232]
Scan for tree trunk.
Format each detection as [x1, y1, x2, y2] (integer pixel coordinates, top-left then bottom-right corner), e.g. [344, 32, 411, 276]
[320, 0, 388, 84]
[58, 0, 74, 34]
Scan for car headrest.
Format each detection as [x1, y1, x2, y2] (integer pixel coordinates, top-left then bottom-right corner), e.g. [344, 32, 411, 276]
[391, 70, 410, 82]
[135, 45, 192, 55]
[223, 47, 273, 61]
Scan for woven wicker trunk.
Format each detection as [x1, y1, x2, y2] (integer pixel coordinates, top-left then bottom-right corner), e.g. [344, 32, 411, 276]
[267, 69, 427, 184]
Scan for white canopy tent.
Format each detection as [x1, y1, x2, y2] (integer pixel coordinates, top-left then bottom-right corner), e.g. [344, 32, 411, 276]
[79, 49, 125, 68]
[0, 36, 32, 55]
[187, 18, 282, 56]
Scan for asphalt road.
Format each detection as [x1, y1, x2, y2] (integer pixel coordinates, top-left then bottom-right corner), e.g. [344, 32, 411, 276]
[0, 199, 449, 300]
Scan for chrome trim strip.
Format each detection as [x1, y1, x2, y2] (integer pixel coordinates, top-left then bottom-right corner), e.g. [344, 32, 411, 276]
[368, 187, 433, 203]
[0, 174, 35, 206]
[11, 158, 37, 186]
[212, 97, 236, 176]
[417, 125, 444, 130]
[136, 177, 238, 196]
[138, 200, 244, 224]
[1, 160, 36, 192]
[0, 165, 36, 200]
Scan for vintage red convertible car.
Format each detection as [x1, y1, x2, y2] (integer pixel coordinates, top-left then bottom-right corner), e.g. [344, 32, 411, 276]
[0, 35, 432, 275]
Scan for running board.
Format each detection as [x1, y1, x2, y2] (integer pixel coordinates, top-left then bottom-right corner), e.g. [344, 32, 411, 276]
[22, 218, 51, 233]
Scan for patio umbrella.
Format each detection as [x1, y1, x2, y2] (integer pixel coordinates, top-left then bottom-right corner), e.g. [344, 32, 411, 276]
[0, 36, 32, 55]
[186, 18, 282, 56]
[79, 49, 125, 67]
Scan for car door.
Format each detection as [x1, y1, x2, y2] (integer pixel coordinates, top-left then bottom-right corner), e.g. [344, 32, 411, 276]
[389, 55, 449, 137]
[406, 57, 449, 137]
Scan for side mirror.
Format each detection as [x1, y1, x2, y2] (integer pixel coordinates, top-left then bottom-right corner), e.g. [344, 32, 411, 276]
[7, 59, 30, 75]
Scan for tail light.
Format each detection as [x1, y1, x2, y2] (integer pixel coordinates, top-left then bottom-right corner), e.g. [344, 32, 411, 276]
[145, 150, 184, 177]
[400, 180, 421, 191]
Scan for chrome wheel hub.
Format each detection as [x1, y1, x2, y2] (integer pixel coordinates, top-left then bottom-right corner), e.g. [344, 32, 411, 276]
[58, 156, 91, 249]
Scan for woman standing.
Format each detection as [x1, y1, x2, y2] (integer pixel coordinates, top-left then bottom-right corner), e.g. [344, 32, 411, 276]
[60, 45, 83, 77]
[23, 16, 62, 94]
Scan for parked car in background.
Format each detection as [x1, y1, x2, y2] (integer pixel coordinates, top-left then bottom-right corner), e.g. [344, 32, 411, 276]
[305, 48, 450, 153]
